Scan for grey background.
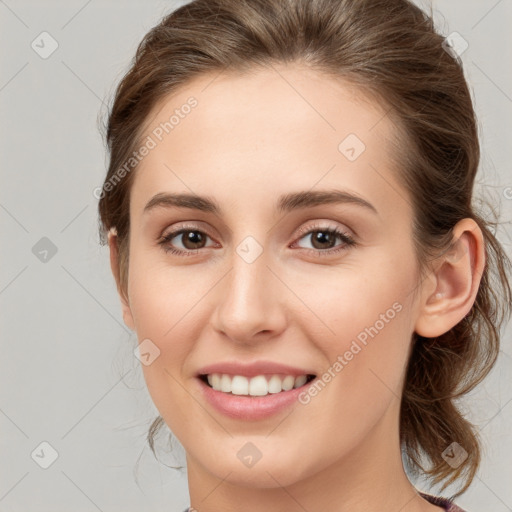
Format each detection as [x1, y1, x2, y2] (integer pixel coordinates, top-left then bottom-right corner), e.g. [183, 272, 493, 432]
[1, 1, 511, 511]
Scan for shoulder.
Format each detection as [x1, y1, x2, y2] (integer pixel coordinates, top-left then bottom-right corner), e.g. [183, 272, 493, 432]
[419, 491, 468, 512]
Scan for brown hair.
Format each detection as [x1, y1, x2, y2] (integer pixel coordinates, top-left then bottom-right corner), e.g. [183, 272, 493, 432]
[98, 0, 512, 497]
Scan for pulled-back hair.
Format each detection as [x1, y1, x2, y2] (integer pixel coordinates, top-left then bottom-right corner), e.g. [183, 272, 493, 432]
[98, 0, 512, 497]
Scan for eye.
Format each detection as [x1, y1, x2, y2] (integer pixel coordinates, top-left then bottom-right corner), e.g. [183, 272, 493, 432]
[158, 226, 216, 256]
[292, 223, 356, 256]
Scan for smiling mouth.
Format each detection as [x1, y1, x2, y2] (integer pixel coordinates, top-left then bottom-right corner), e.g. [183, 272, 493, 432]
[199, 373, 316, 397]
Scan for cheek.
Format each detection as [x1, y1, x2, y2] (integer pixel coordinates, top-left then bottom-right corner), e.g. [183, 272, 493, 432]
[304, 255, 416, 398]
[127, 248, 202, 336]
[306, 264, 411, 345]
[126, 256, 195, 402]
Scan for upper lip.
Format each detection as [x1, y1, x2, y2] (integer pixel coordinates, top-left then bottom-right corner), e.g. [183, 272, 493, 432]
[196, 360, 316, 378]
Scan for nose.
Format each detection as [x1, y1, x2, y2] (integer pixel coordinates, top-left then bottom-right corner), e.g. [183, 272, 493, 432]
[210, 248, 287, 345]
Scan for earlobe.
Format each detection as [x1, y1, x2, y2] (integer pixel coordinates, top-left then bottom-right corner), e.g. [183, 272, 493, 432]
[414, 218, 485, 339]
[108, 228, 135, 331]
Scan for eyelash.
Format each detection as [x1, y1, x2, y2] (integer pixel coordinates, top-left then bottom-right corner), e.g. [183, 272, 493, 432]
[157, 222, 356, 258]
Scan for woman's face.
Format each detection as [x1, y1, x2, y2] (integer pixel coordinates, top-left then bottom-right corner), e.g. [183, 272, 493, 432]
[117, 64, 426, 488]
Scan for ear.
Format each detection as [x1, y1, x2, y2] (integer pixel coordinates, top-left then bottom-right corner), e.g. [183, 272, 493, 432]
[108, 228, 135, 331]
[414, 218, 486, 338]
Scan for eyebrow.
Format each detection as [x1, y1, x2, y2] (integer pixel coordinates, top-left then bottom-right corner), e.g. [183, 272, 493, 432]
[143, 189, 378, 216]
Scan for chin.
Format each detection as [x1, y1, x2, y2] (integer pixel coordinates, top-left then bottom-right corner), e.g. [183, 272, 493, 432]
[199, 449, 311, 489]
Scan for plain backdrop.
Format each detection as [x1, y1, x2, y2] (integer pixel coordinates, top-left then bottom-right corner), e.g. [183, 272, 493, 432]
[1, 1, 511, 511]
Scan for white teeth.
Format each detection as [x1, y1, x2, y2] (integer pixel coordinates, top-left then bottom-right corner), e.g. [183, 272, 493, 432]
[220, 374, 231, 393]
[294, 375, 307, 388]
[231, 375, 249, 395]
[209, 373, 220, 389]
[205, 373, 312, 396]
[282, 375, 295, 391]
[248, 375, 268, 396]
[268, 375, 282, 394]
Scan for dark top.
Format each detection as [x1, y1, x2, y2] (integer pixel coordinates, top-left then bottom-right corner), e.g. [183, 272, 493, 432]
[183, 491, 468, 511]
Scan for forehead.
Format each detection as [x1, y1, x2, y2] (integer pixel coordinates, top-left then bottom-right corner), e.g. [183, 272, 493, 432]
[138, 63, 392, 154]
[130, 63, 407, 221]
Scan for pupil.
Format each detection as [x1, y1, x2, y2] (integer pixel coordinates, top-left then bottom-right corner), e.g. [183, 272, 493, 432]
[313, 231, 334, 249]
[184, 230, 204, 249]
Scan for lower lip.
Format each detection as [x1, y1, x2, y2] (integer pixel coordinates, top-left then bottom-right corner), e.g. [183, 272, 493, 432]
[197, 377, 314, 421]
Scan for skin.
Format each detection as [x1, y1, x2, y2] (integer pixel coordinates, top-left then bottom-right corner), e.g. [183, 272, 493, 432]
[108, 63, 485, 512]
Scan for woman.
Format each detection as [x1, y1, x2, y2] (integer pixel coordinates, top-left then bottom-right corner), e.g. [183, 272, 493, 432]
[97, 0, 512, 510]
